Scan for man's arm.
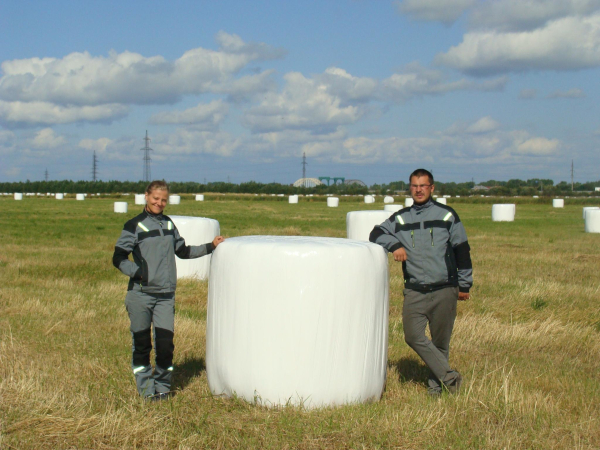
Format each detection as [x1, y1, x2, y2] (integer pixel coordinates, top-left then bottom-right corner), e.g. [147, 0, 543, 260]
[369, 214, 404, 255]
[449, 216, 473, 298]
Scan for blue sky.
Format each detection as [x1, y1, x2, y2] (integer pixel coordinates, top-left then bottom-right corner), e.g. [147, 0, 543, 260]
[1, 0, 599, 185]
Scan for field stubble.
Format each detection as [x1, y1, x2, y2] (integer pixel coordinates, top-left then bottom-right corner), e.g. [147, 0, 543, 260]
[0, 197, 599, 449]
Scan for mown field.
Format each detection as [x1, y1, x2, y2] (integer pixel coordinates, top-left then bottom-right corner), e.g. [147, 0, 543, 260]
[1, 195, 599, 449]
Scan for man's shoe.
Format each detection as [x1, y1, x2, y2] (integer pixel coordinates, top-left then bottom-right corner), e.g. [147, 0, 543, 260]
[444, 374, 462, 394]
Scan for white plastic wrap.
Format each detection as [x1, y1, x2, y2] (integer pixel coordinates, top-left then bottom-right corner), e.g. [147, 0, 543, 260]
[492, 204, 516, 222]
[135, 194, 146, 205]
[585, 209, 600, 233]
[289, 195, 299, 204]
[169, 195, 181, 205]
[553, 199, 564, 208]
[436, 198, 447, 205]
[346, 210, 392, 242]
[114, 202, 128, 213]
[364, 195, 375, 204]
[327, 197, 339, 207]
[170, 215, 220, 279]
[383, 196, 394, 204]
[14, 193, 23, 200]
[76, 194, 85, 201]
[384, 204, 403, 213]
[405, 198, 414, 207]
[195, 194, 204, 201]
[55, 193, 64, 200]
[443, 195, 451, 198]
[583, 207, 599, 219]
[206, 236, 389, 408]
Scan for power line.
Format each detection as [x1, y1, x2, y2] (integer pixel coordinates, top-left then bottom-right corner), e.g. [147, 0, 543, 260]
[141, 130, 153, 182]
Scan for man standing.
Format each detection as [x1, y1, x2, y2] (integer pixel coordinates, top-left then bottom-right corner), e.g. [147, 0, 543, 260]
[369, 169, 472, 395]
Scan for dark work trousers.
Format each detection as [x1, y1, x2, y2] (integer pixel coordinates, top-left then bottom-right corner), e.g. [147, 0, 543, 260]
[402, 286, 460, 393]
[125, 285, 175, 397]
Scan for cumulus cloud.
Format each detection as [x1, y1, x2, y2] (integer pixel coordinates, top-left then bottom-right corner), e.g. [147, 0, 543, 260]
[150, 100, 229, 129]
[30, 128, 67, 148]
[395, 0, 477, 24]
[515, 137, 561, 155]
[546, 88, 585, 98]
[0, 100, 128, 125]
[436, 13, 600, 75]
[155, 128, 241, 157]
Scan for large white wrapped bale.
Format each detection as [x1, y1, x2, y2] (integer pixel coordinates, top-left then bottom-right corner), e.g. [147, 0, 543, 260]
[384, 205, 403, 213]
[114, 202, 128, 213]
[169, 195, 181, 205]
[207, 236, 389, 409]
[492, 204, 516, 222]
[346, 210, 391, 242]
[55, 193, 64, 200]
[14, 193, 23, 200]
[364, 195, 375, 204]
[76, 194, 85, 201]
[327, 197, 339, 207]
[405, 198, 414, 207]
[195, 194, 204, 201]
[585, 209, 600, 233]
[289, 195, 299, 204]
[553, 199, 564, 208]
[383, 196, 394, 204]
[582, 207, 600, 219]
[436, 198, 447, 205]
[135, 194, 146, 205]
[170, 215, 220, 280]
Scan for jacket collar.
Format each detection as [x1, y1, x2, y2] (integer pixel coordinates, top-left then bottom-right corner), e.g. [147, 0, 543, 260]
[413, 198, 434, 212]
[143, 207, 164, 222]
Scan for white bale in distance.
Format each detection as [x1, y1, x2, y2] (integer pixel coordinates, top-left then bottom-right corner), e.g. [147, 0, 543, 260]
[170, 215, 220, 280]
[195, 194, 204, 201]
[364, 195, 375, 204]
[443, 195, 451, 198]
[76, 194, 85, 201]
[405, 198, 414, 207]
[583, 207, 600, 219]
[206, 236, 389, 408]
[585, 209, 600, 233]
[455, 195, 461, 198]
[384, 204, 403, 213]
[533, 196, 539, 198]
[289, 195, 299, 204]
[327, 197, 339, 207]
[277, 194, 284, 197]
[169, 195, 181, 205]
[436, 198, 447, 205]
[346, 210, 391, 242]
[55, 193, 64, 200]
[383, 196, 394, 204]
[14, 193, 23, 200]
[492, 204, 516, 222]
[114, 202, 128, 213]
[135, 194, 146, 205]
[553, 199, 564, 208]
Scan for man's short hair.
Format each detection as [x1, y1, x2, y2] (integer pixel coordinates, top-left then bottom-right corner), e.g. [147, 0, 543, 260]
[410, 169, 434, 185]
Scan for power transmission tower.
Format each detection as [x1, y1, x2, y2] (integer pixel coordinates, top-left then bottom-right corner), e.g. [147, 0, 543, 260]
[92, 151, 98, 181]
[571, 159, 574, 191]
[141, 130, 153, 182]
[45, 168, 49, 182]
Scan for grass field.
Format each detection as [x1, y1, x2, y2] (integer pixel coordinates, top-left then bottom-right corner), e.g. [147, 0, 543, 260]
[1, 195, 599, 449]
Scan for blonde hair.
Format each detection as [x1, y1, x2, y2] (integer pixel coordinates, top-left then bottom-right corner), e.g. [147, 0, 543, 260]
[145, 180, 169, 194]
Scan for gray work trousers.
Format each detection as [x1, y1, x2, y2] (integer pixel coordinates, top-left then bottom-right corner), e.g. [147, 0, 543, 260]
[402, 286, 460, 393]
[125, 285, 175, 397]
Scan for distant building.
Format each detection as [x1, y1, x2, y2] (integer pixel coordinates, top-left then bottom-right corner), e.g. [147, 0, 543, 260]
[471, 185, 490, 191]
[293, 178, 323, 188]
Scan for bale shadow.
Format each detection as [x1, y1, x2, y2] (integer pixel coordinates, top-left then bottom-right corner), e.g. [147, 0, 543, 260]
[388, 357, 430, 384]
[173, 357, 206, 391]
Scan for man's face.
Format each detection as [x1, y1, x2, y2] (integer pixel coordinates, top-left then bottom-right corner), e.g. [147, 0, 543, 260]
[145, 188, 169, 215]
[410, 175, 434, 205]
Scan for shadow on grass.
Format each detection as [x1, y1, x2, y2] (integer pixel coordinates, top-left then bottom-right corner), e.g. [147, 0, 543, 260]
[388, 357, 429, 384]
[173, 357, 206, 391]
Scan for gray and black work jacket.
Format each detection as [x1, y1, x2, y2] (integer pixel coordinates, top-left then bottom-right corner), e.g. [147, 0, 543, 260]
[369, 199, 472, 293]
[112, 209, 214, 293]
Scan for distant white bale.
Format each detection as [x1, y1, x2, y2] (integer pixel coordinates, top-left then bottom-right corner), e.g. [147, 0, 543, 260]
[436, 198, 447, 205]
[405, 198, 414, 207]
[289, 195, 299, 204]
[585, 209, 600, 233]
[76, 194, 85, 201]
[346, 210, 391, 242]
[55, 193, 64, 200]
[455, 195, 461, 198]
[583, 207, 600, 219]
[26, 193, 34, 196]
[169, 195, 181, 205]
[492, 204, 516, 222]
[433, 195, 438, 198]
[114, 202, 128, 213]
[327, 197, 339, 207]
[277, 194, 284, 197]
[553, 199, 564, 208]
[443, 195, 451, 198]
[206, 236, 389, 408]
[383, 196, 394, 204]
[364, 195, 375, 204]
[14, 193, 23, 200]
[170, 216, 220, 280]
[195, 194, 204, 201]
[384, 204, 403, 213]
[135, 194, 146, 205]
[533, 196, 539, 198]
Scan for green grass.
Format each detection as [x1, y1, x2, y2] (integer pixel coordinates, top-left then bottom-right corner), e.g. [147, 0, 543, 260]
[1, 195, 599, 449]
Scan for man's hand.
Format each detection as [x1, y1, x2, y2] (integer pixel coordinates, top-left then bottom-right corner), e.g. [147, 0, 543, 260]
[458, 292, 470, 301]
[212, 236, 225, 248]
[392, 247, 407, 262]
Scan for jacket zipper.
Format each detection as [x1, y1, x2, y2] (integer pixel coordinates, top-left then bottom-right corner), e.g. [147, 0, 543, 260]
[430, 228, 434, 246]
[411, 230, 415, 248]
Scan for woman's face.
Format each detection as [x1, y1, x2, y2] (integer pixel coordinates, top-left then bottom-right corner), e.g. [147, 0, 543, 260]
[145, 188, 169, 215]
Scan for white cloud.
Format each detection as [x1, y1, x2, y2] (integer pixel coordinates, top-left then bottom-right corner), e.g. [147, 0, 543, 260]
[150, 100, 229, 129]
[395, 0, 477, 24]
[79, 137, 113, 154]
[547, 88, 585, 98]
[515, 137, 561, 155]
[154, 128, 241, 157]
[465, 116, 501, 134]
[30, 128, 67, 148]
[519, 88, 537, 99]
[0, 100, 128, 125]
[436, 13, 600, 75]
